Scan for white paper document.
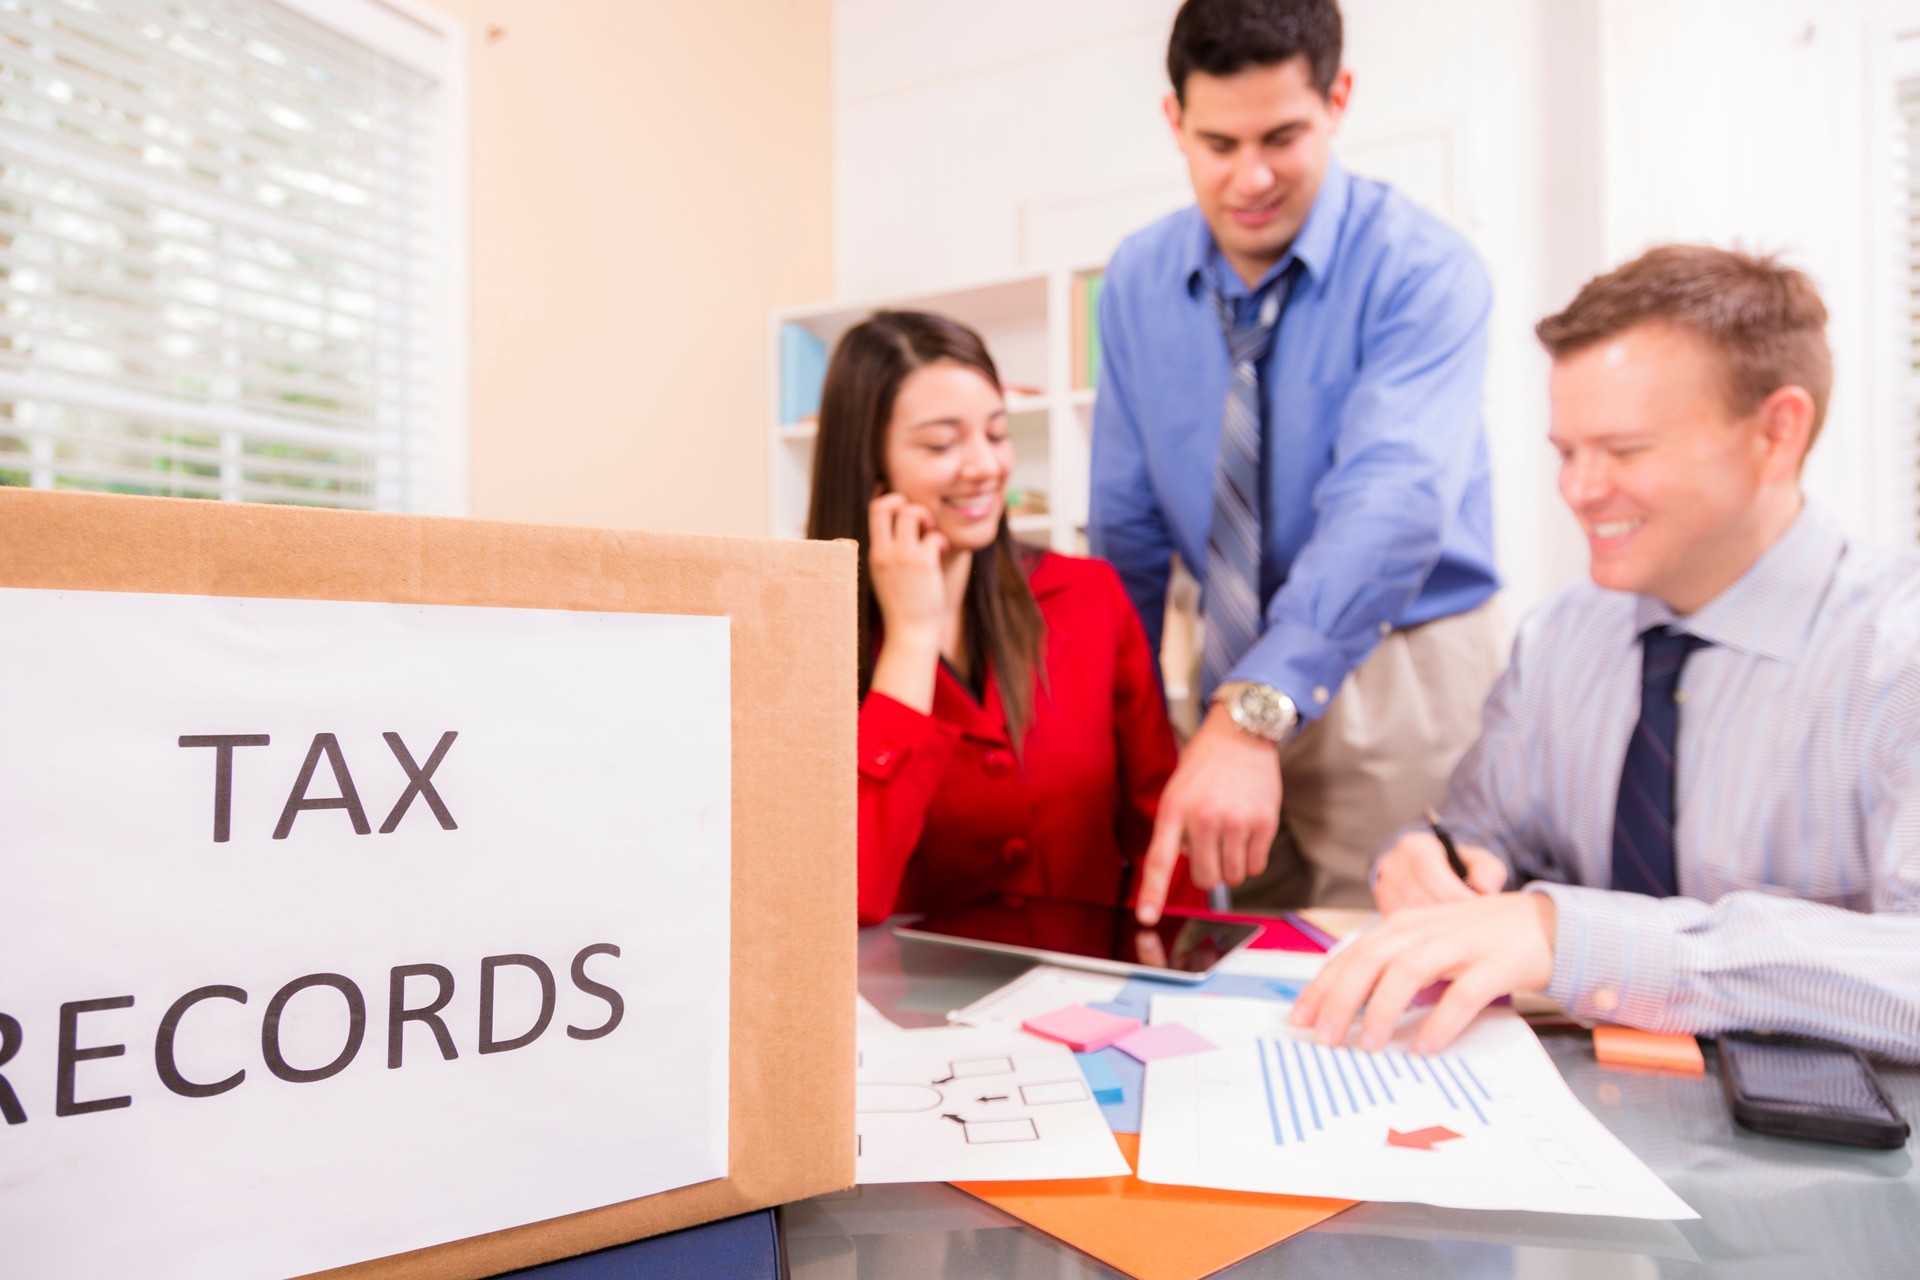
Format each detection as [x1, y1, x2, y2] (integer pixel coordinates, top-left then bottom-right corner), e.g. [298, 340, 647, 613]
[858, 993, 903, 1035]
[1213, 948, 1328, 983]
[1137, 996, 1697, 1220]
[856, 1026, 1130, 1183]
[946, 964, 1127, 1029]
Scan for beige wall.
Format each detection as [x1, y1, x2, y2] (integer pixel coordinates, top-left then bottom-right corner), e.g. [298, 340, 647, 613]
[428, 0, 833, 535]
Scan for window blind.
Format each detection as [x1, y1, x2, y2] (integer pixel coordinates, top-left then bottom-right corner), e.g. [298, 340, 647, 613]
[1903, 76, 1920, 541]
[0, 0, 444, 510]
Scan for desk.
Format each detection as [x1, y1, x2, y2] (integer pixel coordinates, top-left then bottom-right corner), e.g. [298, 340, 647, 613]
[781, 923, 1920, 1279]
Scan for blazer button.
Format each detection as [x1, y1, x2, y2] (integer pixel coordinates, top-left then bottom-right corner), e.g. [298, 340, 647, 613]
[983, 748, 1014, 777]
[1001, 837, 1030, 865]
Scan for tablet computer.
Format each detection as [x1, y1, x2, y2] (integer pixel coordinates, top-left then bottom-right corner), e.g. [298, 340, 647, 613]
[891, 897, 1262, 983]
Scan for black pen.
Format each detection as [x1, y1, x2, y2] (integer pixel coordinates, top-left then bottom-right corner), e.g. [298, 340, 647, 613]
[1425, 807, 1471, 883]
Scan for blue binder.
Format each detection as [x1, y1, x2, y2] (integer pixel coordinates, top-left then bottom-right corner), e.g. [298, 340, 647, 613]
[780, 324, 829, 424]
[501, 1208, 784, 1279]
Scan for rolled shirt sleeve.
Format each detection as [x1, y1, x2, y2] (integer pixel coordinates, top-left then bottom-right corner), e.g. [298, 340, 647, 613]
[1229, 249, 1494, 715]
[1089, 261, 1176, 660]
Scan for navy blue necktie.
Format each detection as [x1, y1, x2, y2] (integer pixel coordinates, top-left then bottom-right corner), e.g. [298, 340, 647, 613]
[1611, 626, 1709, 898]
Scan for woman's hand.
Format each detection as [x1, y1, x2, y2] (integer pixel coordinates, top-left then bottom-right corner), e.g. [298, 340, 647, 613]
[866, 493, 949, 713]
[868, 493, 948, 638]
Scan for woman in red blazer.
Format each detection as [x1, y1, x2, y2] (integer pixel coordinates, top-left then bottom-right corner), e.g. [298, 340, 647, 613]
[807, 311, 1201, 926]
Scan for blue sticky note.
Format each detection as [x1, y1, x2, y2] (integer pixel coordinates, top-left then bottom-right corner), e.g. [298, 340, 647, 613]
[1075, 1050, 1124, 1105]
[1104, 972, 1301, 1022]
[1088, 974, 1302, 1134]
[1086, 1007, 1147, 1131]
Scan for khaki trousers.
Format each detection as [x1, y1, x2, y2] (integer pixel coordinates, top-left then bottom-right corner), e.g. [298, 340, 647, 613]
[1232, 597, 1509, 910]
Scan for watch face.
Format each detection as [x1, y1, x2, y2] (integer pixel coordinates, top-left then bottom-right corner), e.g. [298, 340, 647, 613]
[1234, 685, 1292, 739]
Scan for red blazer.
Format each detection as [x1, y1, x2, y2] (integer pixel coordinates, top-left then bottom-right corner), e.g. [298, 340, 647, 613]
[856, 551, 1202, 925]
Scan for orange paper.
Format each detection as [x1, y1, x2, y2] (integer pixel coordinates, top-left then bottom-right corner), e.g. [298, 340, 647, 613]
[953, 1133, 1355, 1280]
[1592, 1026, 1705, 1074]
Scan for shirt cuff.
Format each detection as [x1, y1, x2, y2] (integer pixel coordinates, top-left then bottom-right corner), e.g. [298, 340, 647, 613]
[1525, 882, 1680, 1027]
[1226, 618, 1353, 722]
[858, 692, 959, 782]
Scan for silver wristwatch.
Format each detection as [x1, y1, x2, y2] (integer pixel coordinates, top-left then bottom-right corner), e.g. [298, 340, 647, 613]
[1211, 681, 1299, 743]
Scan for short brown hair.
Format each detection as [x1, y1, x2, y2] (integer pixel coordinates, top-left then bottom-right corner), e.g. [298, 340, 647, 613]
[1167, 0, 1343, 104]
[1536, 245, 1833, 444]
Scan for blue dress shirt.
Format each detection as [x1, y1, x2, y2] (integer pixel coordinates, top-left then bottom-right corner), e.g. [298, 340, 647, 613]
[1088, 160, 1499, 715]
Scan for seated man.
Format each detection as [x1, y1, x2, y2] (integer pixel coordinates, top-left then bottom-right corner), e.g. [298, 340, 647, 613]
[1292, 244, 1920, 1062]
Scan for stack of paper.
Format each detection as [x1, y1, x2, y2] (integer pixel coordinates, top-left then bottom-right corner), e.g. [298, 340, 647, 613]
[859, 932, 1698, 1280]
[947, 964, 1127, 1029]
[856, 992, 902, 1036]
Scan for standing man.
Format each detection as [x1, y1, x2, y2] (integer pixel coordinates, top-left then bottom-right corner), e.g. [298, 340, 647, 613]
[1293, 245, 1920, 1062]
[1093, 0, 1504, 921]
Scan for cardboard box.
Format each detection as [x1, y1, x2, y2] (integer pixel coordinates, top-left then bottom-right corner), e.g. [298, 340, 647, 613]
[0, 488, 857, 1278]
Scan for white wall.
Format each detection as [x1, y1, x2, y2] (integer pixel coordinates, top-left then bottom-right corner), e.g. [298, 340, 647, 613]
[1337, 0, 1600, 620]
[834, 0, 1595, 614]
[835, 0, 1180, 295]
[428, 0, 832, 537]
[834, 0, 1920, 611]
[1599, 0, 1916, 548]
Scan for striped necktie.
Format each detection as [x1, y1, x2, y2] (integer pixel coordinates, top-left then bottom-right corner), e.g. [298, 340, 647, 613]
[1200, 278, 1288, 700]
[1610, 625, 1710, 898]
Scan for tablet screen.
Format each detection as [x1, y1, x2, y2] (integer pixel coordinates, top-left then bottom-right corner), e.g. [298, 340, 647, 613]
[899, 897, 1262, 978]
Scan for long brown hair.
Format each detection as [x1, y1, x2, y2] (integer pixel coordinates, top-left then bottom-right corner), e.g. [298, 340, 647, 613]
[806, 310, 1047, 741]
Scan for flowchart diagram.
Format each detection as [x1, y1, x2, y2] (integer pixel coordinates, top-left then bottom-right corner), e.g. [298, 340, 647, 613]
[854, 1026, 1130, 1183]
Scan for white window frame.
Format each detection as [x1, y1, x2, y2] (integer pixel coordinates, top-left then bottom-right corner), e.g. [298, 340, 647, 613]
[1868, 4, 1920, 547]
[280, 0, 470, 516]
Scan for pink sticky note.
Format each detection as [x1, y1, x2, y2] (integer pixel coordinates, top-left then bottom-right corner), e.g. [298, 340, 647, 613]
[1114, 1022, 1217, 1064]
[1022, 1005, 1142, 1052]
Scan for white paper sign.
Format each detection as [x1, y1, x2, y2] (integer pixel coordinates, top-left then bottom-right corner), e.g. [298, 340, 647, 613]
[0, 588, 732, 1279]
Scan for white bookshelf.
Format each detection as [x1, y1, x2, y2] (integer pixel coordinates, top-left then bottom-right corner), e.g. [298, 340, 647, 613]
[767, 266, 1102, 553]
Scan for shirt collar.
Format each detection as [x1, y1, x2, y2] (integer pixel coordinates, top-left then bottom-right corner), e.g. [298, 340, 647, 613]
[1632, 502, 1845, 662]
[1026, 548, 1070, 599]
[1182, 157, 1350, 300]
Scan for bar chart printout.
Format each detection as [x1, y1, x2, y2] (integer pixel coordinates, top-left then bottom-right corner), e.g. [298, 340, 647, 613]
[1135, 996, 1697, 1219]
[1256, 1037, 1496, 1144]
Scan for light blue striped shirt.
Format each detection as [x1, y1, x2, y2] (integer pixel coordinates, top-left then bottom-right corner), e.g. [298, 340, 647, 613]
[1443, 505, 1920, 1061]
